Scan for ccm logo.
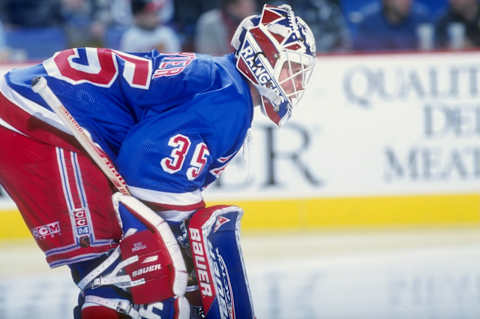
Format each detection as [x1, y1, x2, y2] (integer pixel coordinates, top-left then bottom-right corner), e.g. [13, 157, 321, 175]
[32, 222, 61, 239]
[189, 227, 213, 296]
[73, 209, 88, 227]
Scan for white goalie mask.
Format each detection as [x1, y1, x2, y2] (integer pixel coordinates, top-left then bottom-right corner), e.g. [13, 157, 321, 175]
[231, 4, 316, 126]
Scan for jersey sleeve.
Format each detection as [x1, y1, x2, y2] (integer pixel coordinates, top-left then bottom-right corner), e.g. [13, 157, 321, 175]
[115, 113, 215, 211]
[119, 51, 213, 114]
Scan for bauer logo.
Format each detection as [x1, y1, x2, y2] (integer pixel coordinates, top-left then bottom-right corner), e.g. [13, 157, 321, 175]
[32, 221, 61, 239]
[189, 227, 215, 299]
[132, 264, 162, 278]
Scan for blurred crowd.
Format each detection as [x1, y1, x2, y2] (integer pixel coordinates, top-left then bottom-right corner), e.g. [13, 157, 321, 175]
[0, 0, 478, 62]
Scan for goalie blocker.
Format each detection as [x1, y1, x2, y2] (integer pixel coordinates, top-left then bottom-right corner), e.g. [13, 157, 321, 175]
[188, 205, 256, 319]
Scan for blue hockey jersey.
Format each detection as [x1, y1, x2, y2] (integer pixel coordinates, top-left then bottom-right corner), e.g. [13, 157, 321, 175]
[1, 48, 254, 210]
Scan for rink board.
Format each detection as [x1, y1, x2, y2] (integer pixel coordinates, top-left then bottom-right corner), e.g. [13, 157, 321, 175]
[2, 52, 480, 238]
[1, 192, 480, 239]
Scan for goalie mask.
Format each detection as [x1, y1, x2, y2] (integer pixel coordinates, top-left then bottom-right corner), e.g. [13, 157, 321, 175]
[231, 4, 316, 126]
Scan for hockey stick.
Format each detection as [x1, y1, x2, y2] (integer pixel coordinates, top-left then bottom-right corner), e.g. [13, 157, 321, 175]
[32, 76, 130, 195]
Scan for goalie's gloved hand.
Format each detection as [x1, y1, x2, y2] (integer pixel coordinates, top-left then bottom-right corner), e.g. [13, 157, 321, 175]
[69, 193, 191, 318]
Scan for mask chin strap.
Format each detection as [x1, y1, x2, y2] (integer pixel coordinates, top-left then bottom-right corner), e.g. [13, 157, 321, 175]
[254, 83, 282, 110]
[255, 82, 293, 125]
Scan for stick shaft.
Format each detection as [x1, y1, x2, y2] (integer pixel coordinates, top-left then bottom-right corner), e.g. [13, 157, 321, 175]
[32, 77, 130, 195]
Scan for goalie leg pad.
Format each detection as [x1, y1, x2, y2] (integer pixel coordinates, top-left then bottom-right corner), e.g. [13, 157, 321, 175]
[188, 205, 255, 319]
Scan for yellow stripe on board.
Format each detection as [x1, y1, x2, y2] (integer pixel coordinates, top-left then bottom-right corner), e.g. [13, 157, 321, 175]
[209, 193, 480, 231]
[1, 193, 479, 239]
[0, 209, 30, 239]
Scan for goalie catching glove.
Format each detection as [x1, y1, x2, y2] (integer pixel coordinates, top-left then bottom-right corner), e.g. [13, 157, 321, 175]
[113, 193, 188, 304]
[73, 193, 190, 318]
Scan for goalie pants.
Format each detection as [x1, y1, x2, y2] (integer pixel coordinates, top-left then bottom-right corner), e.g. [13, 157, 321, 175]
[0, 92, 122, 267]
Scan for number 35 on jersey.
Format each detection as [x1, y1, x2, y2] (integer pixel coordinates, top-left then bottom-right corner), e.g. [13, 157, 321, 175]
[161, 134, 210, 181]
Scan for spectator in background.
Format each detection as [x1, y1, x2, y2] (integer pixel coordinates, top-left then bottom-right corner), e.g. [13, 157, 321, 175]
[0, 0, 67, 60]
[271, 0, 351, 53]
[435, 0, 480, 49]
[120, 0, 180, 52]
[61, 0, 110, 47]
[96, 0, 135, 49]
[100, 0, 173, 49]
[107, 0, 174, 27]
[195, 0, 257, 55]
[352, 0, 430, 52]
[173, 0, 222, 51]
[0, 21, 12, 62]
[0, 0, 64, 28]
